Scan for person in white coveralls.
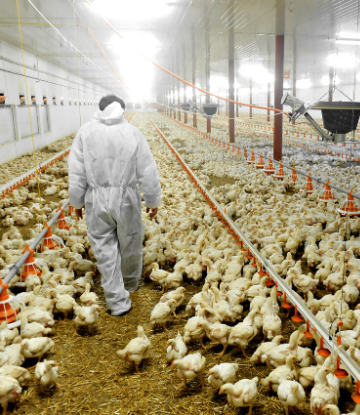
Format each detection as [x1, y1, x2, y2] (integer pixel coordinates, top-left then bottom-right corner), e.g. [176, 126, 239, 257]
[68, 95, 161, 316]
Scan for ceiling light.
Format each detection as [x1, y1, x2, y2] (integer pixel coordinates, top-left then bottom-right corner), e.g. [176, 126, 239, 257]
[336, 39, 360, 45]
[321, 74, 340, 85]
[326, 53, 358, 68]
[296, 79, 312, 89]
[239, 63, 274, 84]
[92, 0, 171, 21]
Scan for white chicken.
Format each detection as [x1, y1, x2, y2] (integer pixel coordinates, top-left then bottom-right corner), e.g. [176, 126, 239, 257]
[207, 362, 238, 389]
[277, 380, 306, 415]
[220, 377, 259, 415]
[79, 283, 99, 306]
[310, 367, 339, 415]
[117, 326, 151, 372]
[34, 360, 60, 393]
[21, 338, 54, 361]
[150, 299, 177, 331]
[166, 333, 188, 363]
[171, 352, 206, 390]
[0, 375, 21, 415]
[0, 365, 30, 385]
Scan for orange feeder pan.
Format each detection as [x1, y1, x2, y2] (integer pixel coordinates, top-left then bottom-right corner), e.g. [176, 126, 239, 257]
[0, 279, 18, 325]
[243, 148, 248, 158]
[304, 320, 314, 339]
[255, 153, 265, 169]
[68, 205, 75, 216]
[247, 150, 256, 164]
[318, 337, 331, 357]
[305, 173, 313, 194]
[251, 257, 257, 268]
[338, 189, 360, 217]
[292, 305, 304, 323]
[281, 292, 293, 309]
[352, 381, 360, 404]
[258, 264, 267, 277]
[265, 274, 275, 287]
[246, 247, 253, 260]
[41, 223, 59, 251]
[290, 167, 297, 182]
[334, 356, 349, 379]
[264, 158, 275, 174]
[57, 208, 70, 230]
[17, 245, 41, 287]
[273, 162, 285, 180]
[320, 180, 335, 203]
[275, 283, 282, 297]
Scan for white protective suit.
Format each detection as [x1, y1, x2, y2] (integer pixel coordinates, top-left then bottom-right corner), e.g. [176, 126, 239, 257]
[68, 102, 161, 315]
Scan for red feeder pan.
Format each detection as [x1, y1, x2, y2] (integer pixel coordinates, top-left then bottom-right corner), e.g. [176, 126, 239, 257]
[318, 337, 331, 357]
[304, 320, 313, 339]
[281, 292, 293, 309]
[292, 305, 304, 323]
[352, 381, 360, 404]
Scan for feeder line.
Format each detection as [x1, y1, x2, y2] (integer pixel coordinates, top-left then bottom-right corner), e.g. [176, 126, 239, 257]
[0, 147, 71, 200]
[160, 113, 360, 201]
[0, 198, 70, 292]
[148, 114, 360, 383]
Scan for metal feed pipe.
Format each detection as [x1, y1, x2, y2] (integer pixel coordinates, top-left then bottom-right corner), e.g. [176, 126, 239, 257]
[149, 115, 360, 383]
[160, 113, 360, 201]
[0, 198, 70, 295]
[0, 147, 71, 200]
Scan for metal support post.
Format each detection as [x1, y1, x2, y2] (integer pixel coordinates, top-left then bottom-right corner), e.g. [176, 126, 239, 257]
[192, 30, 197, 128]
[274, 34, 284, 161]
[228, 14, 235, 143]
[249, 78, 253, 119]
[205, 20, 211, 134]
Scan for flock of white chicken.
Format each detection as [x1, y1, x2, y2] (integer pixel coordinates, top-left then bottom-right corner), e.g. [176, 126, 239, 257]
[1, 113, 360, 414]
[116, 114, 360, 415]
[0, 138, 101, 414]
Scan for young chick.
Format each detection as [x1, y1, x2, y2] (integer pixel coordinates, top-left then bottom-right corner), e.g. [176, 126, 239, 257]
[117, 326, 151, 373]
[207, 363, 238, 389]
[21, 338, 55, 361]
[0, 375, 21, 415]
[171, 352, 206, 391]
[166, 333, 188, 363]
[220, 377, 259, 415]
[0, 365, 30, 385]
[277, 380, 306, 415]
[79, 283, 99, 306]
[150, 299, 177, 331]
[35, 360, 60, 393]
